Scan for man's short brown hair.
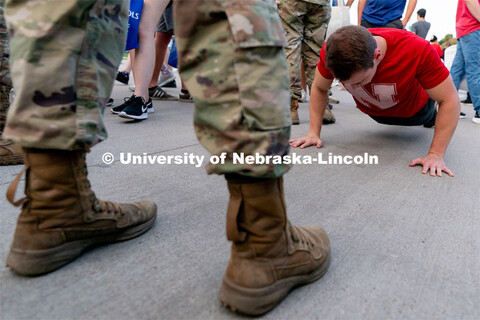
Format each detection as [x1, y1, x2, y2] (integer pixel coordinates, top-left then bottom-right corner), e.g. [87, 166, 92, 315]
[325, 26, 377, 81]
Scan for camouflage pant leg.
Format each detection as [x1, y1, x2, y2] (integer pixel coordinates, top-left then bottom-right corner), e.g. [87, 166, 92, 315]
[278, 0, 330, 100]
[302, 2, 330, 91]
[4, 0, 128, 150]
[0, 0, 12, 131]
[175, 0, 291, 178]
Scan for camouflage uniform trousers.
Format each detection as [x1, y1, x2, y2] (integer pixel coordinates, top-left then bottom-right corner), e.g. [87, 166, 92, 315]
[0, 0, 12, 132]
[277, 0, 330, 100]
[174, 0, 292, 178]
[3, 0, 128, 150]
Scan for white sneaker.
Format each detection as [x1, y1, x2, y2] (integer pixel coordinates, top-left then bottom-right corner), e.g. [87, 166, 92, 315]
[158, 69, 176, 87]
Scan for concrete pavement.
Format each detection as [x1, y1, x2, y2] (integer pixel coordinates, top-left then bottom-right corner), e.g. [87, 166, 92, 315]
[1, 83, 479, 320]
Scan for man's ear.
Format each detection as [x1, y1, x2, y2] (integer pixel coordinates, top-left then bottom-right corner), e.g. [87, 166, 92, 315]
[373, 48, 382, 62]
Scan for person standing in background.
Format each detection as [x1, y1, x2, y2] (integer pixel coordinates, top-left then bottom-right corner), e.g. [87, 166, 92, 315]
[411, 8, 431, 39]
[277, 0, 334, 125]
[354, 0, 417, 29]
[450, 0, 480, 124]
[430, 35, 444, 59]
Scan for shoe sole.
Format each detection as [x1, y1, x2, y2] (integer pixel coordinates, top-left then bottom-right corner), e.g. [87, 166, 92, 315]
[151, 95, 178, 101]
[118, 112, 148, 120]
[218, 254, 330, 316]
[6, 214, 156, 276]
[0, 154, 24, 165]
[473, 117, 480, 124]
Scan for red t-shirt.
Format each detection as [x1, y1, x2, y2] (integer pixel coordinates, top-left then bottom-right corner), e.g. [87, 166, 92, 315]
[431, 43, 443, 57]
[317, 28, 450, 118]
[456, 0, 480, 39]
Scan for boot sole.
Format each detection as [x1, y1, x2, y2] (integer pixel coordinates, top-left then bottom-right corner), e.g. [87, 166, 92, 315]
[218, 254, 330, 316]
[0, 154, 24, 165]
[6, 215, 156, 277]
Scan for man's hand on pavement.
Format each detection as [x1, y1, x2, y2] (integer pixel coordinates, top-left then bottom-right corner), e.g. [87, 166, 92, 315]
[289, 133, 323, 149]
[409, 153, 454, 177]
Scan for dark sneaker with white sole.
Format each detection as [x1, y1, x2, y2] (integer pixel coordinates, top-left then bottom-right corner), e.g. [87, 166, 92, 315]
[112, 95, 134, 114]
[460, 112, 466, 119]
[148, 86, 178, 100]
[179, 90, 194, 103]
[112, 95, 153, 115]
[119, 96, 152, 120]
[116, 71, 130, 85]
[473, 111, 480, 124]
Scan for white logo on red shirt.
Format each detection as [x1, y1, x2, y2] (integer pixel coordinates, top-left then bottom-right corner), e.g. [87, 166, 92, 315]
[344, 83, 399, 110]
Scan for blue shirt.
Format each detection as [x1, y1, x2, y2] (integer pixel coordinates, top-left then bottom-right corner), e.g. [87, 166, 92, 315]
[362, 0, 407, 26]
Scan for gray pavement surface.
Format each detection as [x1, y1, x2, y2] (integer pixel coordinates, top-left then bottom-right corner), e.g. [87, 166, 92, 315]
[1, 83, 479, 320]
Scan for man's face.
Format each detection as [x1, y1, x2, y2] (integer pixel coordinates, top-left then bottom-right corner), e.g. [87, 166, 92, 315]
[343, 66, 377, 88]
[342, 48, 381, 88]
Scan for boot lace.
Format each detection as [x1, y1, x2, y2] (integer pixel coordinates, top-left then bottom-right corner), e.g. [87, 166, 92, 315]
[289, 223, 314, 247]
[93, 199, 125, 216]
[80, 159, 125, 217]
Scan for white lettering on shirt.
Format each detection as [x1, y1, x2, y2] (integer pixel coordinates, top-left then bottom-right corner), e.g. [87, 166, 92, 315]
[344, 83, 398, 110]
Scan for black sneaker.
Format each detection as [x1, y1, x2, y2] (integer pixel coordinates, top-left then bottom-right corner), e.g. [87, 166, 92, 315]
[473, 111, 480, 124]
[111, 95, 134, 114]
[106, 98, 114, 107]
[179, 90, 193, 103]
[116, 71, 129, 85]
[461, 92, 472, 104]
[148, 86, 178, 100]
[460, 112, 467, 119]
[119, 96, 151, 120]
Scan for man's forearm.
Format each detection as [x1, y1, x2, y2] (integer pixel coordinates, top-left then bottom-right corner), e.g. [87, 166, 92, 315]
[402, 0, 418, 25]
[308, 88, 328, 137]
[358, 0, 366, 24]
[428, 101, 459, 157]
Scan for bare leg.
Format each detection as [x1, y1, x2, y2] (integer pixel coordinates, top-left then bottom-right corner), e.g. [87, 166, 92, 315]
[149, 31, 173, 88]
[132, 0, 170, 101]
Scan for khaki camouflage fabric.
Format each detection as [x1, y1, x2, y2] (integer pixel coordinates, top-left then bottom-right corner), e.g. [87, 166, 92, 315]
[0, 0, 11, 129]
[277, 0, 331, 100]
[175, 0, 291, 178]
[3, 0, 128, 150]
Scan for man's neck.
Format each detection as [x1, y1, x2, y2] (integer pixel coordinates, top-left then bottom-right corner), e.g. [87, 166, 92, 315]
[373, 36, 387, 62]
[418, 17, 425, 21]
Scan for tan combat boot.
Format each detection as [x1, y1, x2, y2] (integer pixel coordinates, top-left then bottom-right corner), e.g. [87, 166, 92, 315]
[0, 87, 23, 165]
[6, 149, 157, 276]
[323, 106, 336, 124]
[290, 98, 299, 125]
[0, 133, 24, 165]
[219, 177, 331, 316]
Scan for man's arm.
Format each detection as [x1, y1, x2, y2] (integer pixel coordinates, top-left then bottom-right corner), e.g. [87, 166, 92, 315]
[346, 0, 355, 7]
[401, 0, 418, 28]
[409, 76, 460, 176]
[290, 69, 333, 149]
[357, 0, 367, 25]
[465, 0, 480, 22]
